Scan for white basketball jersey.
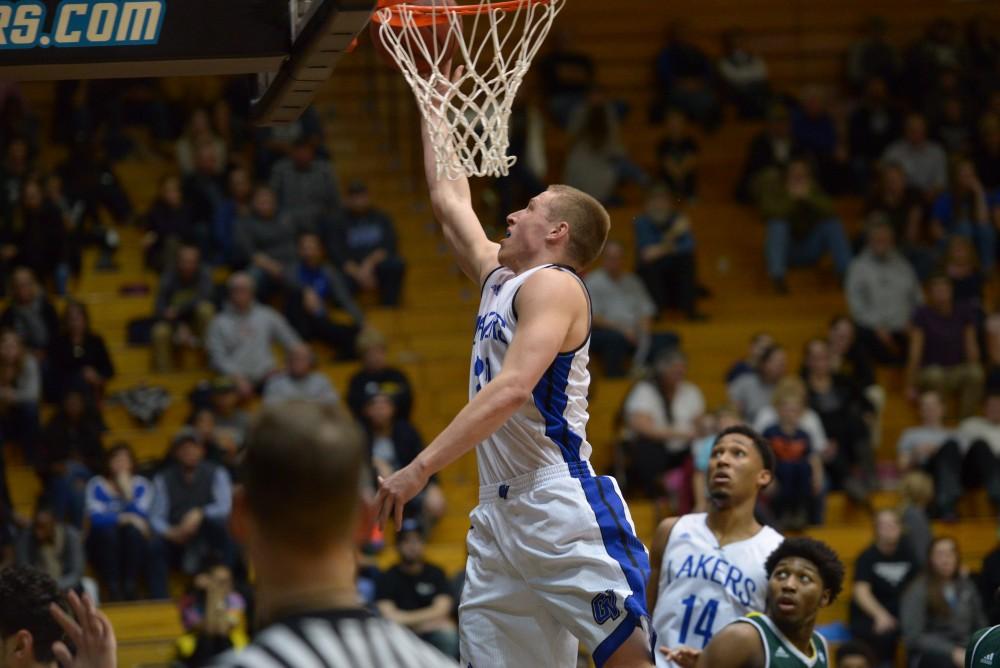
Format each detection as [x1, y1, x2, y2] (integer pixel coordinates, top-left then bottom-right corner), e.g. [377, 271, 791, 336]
[470, 264, 593, 485]
[652, 513, 783, 667]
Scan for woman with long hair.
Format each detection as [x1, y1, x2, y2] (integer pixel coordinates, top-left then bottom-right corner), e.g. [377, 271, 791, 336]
[901, 536, 987, 667]
[0, 329, 41, 465]
[46, 299, 114, 402]
[84, 443, 167, 601]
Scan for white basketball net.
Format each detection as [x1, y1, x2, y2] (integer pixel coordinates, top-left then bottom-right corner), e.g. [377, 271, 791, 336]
[374, 0, 565, 179]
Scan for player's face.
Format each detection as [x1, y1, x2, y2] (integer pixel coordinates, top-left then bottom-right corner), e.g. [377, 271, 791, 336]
[499, 191, 558, 267]
[706, 433, 769, 504]
[767, 557, 829, 626]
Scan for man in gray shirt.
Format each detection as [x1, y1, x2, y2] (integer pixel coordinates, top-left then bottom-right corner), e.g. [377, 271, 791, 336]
[882, 113, 948, 200]
[233, 185, 299, 297]
[205, 272, 303, 398]
[263, 344, 339, 405]
[846, 216, 921, 364]
[584, 241, 675, 377]
[269, 136, 341, 232]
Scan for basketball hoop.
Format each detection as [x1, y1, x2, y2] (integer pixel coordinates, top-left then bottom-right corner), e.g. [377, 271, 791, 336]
[371, 0, 565, 179]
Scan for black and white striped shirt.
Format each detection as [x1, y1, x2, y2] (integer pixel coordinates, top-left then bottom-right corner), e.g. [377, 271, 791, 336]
[209, 608, 458, 667]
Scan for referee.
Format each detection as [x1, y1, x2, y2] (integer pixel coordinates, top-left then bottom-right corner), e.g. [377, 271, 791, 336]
[210, 401, 457, 667]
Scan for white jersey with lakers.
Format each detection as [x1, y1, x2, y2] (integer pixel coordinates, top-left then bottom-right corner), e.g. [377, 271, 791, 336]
[470, 264, 593, 485]
[653, 513, 784, 667]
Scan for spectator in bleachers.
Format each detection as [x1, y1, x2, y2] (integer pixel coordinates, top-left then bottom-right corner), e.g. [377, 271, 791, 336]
[10, 176, 70, 295]
[213, 165, 253, 266]
[903, 19, 966, 107]
[846, 16, 901, 92]
[376, 519, 458, 658]
[176, 108, 227, 177]
[656, 110, 699, 199]
[899, 471, 934, 569]
[181, 141, 226, 251]
[882, 114, 949, 202]
[535, 29, 597, 128]
[792, 85, 850, 193]
[897, 390, 964, 519]
[932, 97, 972, 155]
[866, 162, 936, 279]
[39, 387, 105, 528]
[0, 267, 58, 355]
[84, 443, 167, 601]
[979, 543, 1000, 625]
[943, 236, 983, 308]
[252, 105, 326, 177]
[634, 182, 704, 320]
[973, 114, 1000, 197]
[263, 345, 338, 406]
[347, 329, 413, 420]
[329, 181, 406, 307]
[837, 642, 877, 668]
[757, 158, 852, 294]
[189, 408, 241, 478]
[736, 103, 800, 202]
[202, 378, 251, 453]
[801, 338, 875, 500]
[717, 28, 771, 119]
[283, 232, 363, 361]
[729, 343, 787, 422]
[621, 348, 705, 505]
[586, 240, 670, 378]
[901, 536, 987, 668]
[849, 509, 919, 668]
[233, 184, 299, 298]
[849, 77, 902, 183]
[151, 430, 233, 575]
[759, 377, 824, 530]
[930, 157, 994, 273]
[0, 329, 41, 465]
[57, 137, 133, 231]
[143, 174, 198, 272]
[364, 392, 445, 527]
[205, 272, 302, 398]
[956, 392, 1000, 514]
[563, 99, 649, 206]
[269, 135, 341, 233]
[15, 504, 84, 594]
[151, 244, 217, 373]
[846, 215, 921, 365]
[176, 560, 249, 665]
[0, 137, 32, 221]
[906, 273, 983, 418]
[725, 331, 775, 384]
[47, 300, 114, 402]
[652, 21, 720, 129]
[753, 375, 830, 466]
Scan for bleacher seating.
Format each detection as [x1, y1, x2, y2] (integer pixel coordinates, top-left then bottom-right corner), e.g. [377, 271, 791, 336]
[8, 0, 999, 661]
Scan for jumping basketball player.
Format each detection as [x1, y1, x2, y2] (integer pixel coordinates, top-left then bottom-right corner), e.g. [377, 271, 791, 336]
[374, 71, 654, 667]
[695, 536, 844, 668]
[648, 425, 783, 668]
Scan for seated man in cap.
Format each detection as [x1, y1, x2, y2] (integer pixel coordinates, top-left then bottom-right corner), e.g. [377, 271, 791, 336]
[328, 181, 407, 307]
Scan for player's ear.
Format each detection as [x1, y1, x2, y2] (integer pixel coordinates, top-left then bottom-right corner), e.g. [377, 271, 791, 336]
[757, 468, 774, 489]
[548, 220, 570, 240]
[818, 587, 832, 608]
[11, 629, 33, 662]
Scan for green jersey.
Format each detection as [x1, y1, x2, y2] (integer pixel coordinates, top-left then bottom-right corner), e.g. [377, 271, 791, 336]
[967, 626, 1000, 668]
[738, 612, 830, 668]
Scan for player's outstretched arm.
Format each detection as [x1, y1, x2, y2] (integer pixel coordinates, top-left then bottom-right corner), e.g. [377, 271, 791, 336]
[694, 622, 764, 668]
[646, 516, 679, 613]
[375, 270, 585, 527]
[421, 67, 499, 284]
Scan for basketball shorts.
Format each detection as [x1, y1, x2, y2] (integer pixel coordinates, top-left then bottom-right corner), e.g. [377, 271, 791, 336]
[459, 462, 653, 668]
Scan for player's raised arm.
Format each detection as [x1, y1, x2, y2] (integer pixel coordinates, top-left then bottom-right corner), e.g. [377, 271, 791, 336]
[694, 621, 764, 668]
[375, 269, 585, 526]
[421, 67, 500, 284]
[647, 516, 679, 612]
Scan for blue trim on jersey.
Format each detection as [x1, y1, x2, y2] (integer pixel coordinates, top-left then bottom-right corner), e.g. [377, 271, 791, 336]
[581, 476, 652, 666]
[531, 353, 583, 465]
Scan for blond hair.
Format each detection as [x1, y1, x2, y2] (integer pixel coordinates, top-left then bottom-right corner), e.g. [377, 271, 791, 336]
[547, 185, 611, 270]
[772, 376, 806, 407]
[899, 470, 934, 508]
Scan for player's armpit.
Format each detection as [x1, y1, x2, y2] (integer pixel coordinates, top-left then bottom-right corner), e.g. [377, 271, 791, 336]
[695, 622, 764, 668]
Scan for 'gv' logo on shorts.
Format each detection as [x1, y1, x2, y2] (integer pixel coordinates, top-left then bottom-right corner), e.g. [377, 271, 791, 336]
[591, 590, 620, 625]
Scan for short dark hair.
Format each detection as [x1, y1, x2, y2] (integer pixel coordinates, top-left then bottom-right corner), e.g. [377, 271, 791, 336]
[765, 537, 845, 603]
[836, 640, 876, 665]
[713, 425, 774, 473]
[0, 567, 65, 663]
[241, 401, 367, 549]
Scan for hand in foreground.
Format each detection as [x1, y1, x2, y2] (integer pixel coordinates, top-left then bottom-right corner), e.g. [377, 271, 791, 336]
[659, 645, 700, 668]
[374, 464, 429, 529]
[50, 590, 117, 668]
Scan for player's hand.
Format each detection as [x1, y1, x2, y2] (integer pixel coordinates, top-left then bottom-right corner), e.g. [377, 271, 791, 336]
[659, 645, 700, 668]
[375, 463, 430, 529]
[50, 590, 117, 668]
